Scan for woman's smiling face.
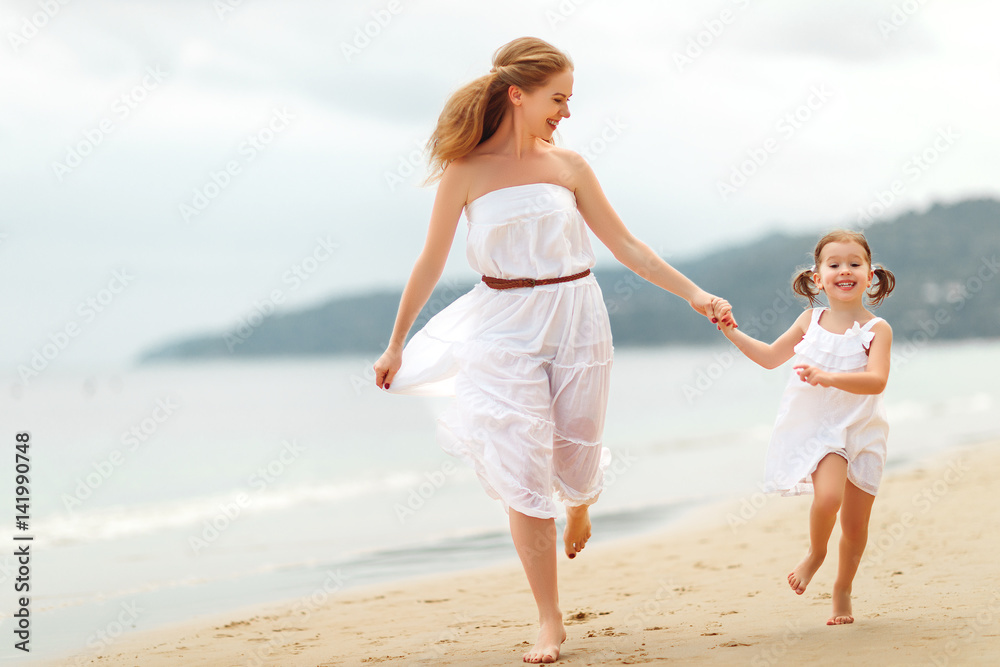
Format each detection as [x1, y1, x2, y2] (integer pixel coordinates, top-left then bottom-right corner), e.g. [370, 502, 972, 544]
[516, 68, 573, 139]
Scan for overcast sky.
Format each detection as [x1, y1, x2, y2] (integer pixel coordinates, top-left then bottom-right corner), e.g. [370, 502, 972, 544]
[2, 0, 998, 373]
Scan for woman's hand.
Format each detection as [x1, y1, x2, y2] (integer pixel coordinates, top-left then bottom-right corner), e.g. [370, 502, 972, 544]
[374, 344, 403, 390]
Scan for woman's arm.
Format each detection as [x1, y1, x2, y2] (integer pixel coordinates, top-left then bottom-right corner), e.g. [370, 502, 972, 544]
[569, 153, 726, 321]
[720, 309, 811, 369]
[795, 320, 893, 394]
[374, 166, 467, 389]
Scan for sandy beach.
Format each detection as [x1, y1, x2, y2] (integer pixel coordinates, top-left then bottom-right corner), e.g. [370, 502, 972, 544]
[53, 440, 1000, 666]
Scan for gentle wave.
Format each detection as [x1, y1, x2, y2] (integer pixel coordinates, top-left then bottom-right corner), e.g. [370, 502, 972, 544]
[0, 471, 435, 548]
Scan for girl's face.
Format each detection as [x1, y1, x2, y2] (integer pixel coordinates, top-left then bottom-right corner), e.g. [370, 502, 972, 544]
[513, 68, 573, 139]
[813, 240, 874, 304]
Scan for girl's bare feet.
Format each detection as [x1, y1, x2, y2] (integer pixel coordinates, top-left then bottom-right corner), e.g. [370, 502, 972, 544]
[787, 549, 825, 594]
[523, 621, 567, 663]
[827, 584, 854, 625]
[563, 505, 592, 559]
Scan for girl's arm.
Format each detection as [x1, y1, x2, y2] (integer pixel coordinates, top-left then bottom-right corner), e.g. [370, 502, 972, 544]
[795, 320, 893, 395]
[373, 165, 467, 389]
[570, 152, 729, 323]
[719, 309, 811, 370]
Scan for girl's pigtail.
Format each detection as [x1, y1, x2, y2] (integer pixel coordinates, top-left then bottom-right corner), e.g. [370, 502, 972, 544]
[791, 267, 820, 306]
[868, 266, 896, 307]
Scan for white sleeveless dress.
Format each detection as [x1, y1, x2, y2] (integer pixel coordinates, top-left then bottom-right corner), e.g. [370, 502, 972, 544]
[765, 308, 888, 497]
[387, 183, 614, 519]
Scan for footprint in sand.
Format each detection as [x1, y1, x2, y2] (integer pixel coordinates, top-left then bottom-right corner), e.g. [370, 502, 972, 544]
[565, 609, 611, 624]
[359, 655, 407, 663]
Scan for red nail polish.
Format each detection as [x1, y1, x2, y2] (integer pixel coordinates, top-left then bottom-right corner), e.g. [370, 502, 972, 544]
[711, 318, 718, 323]
[568, 553, 575, 559]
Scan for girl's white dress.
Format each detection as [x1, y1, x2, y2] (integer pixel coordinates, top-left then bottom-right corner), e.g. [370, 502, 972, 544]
[387, 183, 614, 519]
[765, 307, 888, 497]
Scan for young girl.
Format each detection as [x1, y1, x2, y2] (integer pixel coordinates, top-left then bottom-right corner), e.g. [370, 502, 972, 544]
[716, 229, 895, 626]
[373, 37, 730, 663]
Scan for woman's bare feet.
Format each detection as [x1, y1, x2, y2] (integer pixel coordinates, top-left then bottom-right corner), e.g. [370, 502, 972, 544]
[787, 550, 825, 594]
[563, 505, 592, 559]
[523, 621, 567, 663]
[827, 585, 854, 625]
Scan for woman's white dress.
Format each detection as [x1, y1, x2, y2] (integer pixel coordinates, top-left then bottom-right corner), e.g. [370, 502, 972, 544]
[765, 308, 888, 497]
[387, 182, 614, 519]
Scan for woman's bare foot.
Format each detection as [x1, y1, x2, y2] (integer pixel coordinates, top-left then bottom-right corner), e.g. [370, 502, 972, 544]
[827, 585, 854, 625]
[787, 550, 825, 594]
[523, 621, 567, 663]
[563, 505, 592, 559]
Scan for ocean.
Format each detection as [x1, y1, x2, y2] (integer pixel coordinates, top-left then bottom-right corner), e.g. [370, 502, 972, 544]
[1, 340, 998, 664]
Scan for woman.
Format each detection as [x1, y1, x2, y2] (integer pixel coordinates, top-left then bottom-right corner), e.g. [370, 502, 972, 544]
[374, 37, 729, 663]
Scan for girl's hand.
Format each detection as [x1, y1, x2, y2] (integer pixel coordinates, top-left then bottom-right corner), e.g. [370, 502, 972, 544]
[794, 364, 832, 387]
[713, 298, 738, 330]
[689, 291, 737, 328]
[374, 345, 403, 390]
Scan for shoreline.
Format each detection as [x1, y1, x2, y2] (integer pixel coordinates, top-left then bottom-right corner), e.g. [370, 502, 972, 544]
[40, 438, 1000, 666]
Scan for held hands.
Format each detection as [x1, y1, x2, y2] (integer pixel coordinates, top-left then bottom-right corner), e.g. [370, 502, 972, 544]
[373, 344, 402, 391]
[794, 364, 832, 387]
[689, 291, 738, 330]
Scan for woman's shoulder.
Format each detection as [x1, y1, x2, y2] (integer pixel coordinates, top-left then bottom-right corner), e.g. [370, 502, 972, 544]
[436, 158, 479, 208]
[543, 145, 594, 191]
[448, 151, 484, 171]
[547, 143, 587, 168]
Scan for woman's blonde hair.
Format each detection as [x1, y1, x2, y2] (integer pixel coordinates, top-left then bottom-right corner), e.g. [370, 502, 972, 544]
[424, 37, 573, 184]
[792, 229, 896, 307]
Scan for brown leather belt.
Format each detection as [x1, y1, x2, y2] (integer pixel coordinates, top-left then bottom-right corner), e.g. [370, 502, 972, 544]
[481, 268, 591, 290]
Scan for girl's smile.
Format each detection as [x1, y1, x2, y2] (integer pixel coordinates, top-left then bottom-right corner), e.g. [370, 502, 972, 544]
[814, 241, 873, 302]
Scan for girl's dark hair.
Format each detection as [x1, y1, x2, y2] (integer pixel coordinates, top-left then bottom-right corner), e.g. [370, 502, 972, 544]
[791, 229, 896, 307]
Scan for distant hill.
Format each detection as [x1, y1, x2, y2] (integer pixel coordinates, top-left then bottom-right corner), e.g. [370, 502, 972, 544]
[139, 198, 1000, 363]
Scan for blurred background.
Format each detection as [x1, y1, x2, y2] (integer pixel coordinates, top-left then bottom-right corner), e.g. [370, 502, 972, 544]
[1, 1, 999, 663]
[2, 0, 999, 369]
